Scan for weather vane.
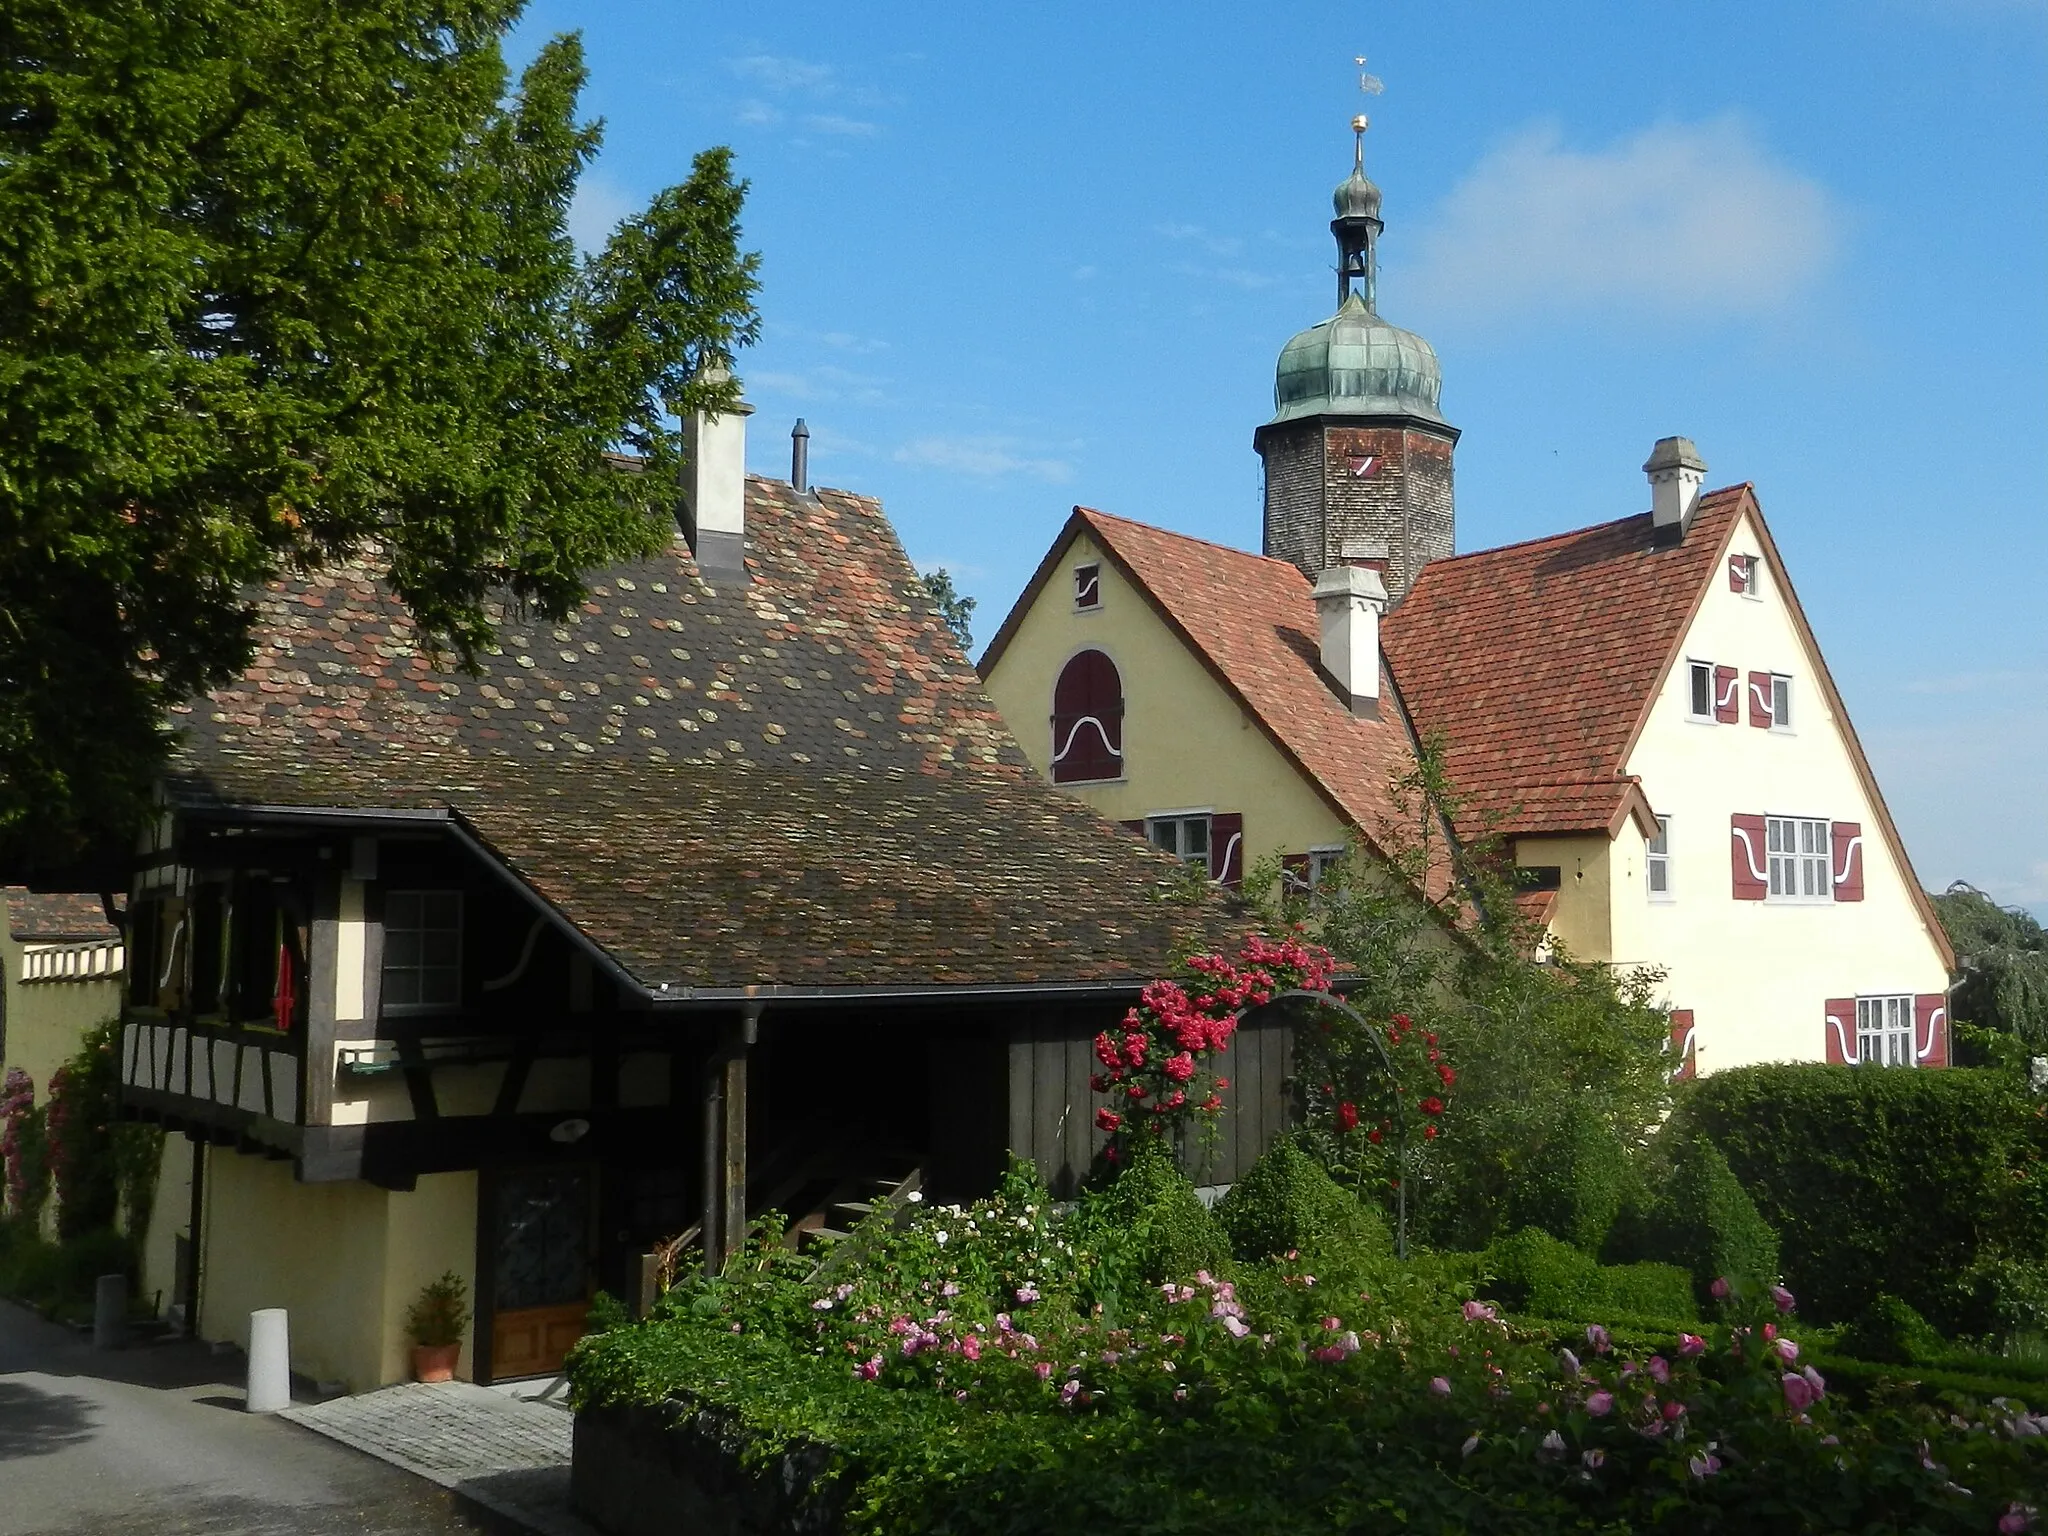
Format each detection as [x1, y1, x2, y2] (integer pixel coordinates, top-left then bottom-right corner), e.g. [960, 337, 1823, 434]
[1352, 54, 1383, 165]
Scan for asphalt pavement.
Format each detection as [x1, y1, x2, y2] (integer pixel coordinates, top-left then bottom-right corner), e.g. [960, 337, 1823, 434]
[0, 1299, 500, 1536]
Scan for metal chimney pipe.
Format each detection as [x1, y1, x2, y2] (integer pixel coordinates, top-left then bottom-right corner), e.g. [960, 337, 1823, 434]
[791, 418, 810, 494]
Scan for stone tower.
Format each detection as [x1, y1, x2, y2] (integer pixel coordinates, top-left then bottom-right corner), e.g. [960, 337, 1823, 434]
[1255, 122, 1456, 605]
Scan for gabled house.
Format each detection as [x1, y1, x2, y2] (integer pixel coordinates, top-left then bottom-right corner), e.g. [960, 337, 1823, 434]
[110, 404, 1268, 1392]
[981, 128, 1953, 1081]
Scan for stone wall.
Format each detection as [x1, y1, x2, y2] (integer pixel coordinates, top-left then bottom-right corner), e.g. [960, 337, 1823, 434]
[1260, 418, 1457, 605]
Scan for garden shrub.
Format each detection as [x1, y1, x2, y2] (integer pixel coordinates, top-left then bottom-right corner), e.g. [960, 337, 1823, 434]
[1683, 1064, 2043, 1330]
[1607, 1133, 1779, 1302]
[1073, 1143, 1230, 1293]
[1954, 1255, 2048, 1343]
[1840, 1294, 1947, 1366]
[1214, 1136, 1389, 1265]
[1477, 1226, 1694, 1323]
[1500, 1097, 1630, 1254]
[1594, 1260, 1697, 1322]
[0, 1223, 136, 1322]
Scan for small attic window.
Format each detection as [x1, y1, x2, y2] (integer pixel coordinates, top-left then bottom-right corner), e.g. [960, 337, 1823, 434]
[1073, 563, 1101, 611]
[1729, 554, 1761, 598]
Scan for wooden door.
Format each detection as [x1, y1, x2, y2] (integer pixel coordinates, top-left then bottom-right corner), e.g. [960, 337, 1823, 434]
[489, 1166, 592, 1380]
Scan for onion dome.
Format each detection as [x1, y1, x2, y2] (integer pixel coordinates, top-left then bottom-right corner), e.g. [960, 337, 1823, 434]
[1270, 291, 1446, 427]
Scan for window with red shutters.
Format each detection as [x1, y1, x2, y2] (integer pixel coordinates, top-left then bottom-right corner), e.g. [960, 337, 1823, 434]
[1747, 670, 1774, 728]
[1823, 998, 1855, 1064]
[1050, 649, 1124, 783]
[1669, 1009, 1697, 1081]
[1831, 821, 1864, 902]
[1119, 819, 1146, 837]
[1210, 812, 1244, 890]
[1713, 665, 1740, 724]
[1280, 853, 1312, 894]
[1730, 814, 1768, 900]
[1914, 993, 1949, 1068]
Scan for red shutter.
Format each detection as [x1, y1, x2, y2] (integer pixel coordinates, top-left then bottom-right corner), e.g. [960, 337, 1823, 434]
[1280, 853, 1312, 894]
[1746, 670, 1773, 728]
[1119, 819, 1146, 838]
[1051, 650, 1124, 783]
[1728, 556, 1745, 591]
[1210, 813, 1244, 890]
[1830, 821, 1864, 902]
[1730, 814, 1768, 900]
[1713, 665, 1740, 724]
[1914, 994, 1948, 1068]
[1669, 1009, 1697, 1081]
[1823, 998, 1855, 1064]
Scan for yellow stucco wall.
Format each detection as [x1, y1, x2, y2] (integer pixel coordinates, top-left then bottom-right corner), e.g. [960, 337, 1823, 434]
[0, 940, 123, 1096]
[139, 1134, 195, 1317]
[982, 528, 1352, 877]
[198, 1149, 479, 1391]
[1617, 509, 1949, 1071]
[1511, 835, 1616, 961]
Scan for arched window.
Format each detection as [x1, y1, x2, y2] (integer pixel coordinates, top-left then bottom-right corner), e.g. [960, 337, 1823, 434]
[1050, 649, 1124, 783]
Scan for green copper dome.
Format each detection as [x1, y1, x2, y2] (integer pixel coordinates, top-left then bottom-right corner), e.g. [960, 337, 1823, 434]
[1270, 290, 1446, 427]
[1333, 167, 1382, 223]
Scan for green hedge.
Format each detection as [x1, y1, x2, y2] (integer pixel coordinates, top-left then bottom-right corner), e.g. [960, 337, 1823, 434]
[1215, 1137, 1390, 1264]
[1500, 1098, 1630, 1254]
[1479, 1227, 1696, 1322]
[1682, 1064, 2046, 1331]
[1605, 1133, 1780, 1301]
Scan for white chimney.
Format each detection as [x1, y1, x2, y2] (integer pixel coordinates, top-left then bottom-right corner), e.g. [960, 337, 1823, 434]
[1311, 563, 1387, 717]
[682, 364, 753, 579]
[1644, 436, 1706, 537]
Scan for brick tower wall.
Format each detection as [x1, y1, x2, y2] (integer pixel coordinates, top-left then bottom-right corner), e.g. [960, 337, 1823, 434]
[1260, 418, 1457, 605]
[1259, 424, 1326, 583]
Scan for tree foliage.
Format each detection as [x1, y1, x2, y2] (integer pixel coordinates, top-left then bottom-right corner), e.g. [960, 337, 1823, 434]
[1933, 882, 2048, 1052]
[0, 0, 761, 870]
[918, 567, 976, 654]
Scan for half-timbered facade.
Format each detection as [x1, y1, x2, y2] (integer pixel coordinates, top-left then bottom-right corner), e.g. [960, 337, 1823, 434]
[113, 429, 1284, 1393]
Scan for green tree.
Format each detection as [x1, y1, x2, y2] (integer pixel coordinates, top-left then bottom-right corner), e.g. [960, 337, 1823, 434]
[919, 567, 976, 654]
[1933, 882, 2048, 1052]
[0, 1, 761, 873]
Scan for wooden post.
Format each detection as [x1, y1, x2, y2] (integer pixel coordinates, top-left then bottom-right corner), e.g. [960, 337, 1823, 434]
[702, 1005, 761, 1275]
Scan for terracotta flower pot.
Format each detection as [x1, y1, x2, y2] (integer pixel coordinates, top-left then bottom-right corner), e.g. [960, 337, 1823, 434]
[412, 1342, 461, 1383]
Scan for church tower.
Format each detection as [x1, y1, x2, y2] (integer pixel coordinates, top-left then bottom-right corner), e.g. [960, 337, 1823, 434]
[1255, 116, 1456, 605]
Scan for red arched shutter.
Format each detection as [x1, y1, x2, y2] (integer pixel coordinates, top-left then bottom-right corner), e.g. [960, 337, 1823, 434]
[1831, 822, 1864, 902]
[1914, 994, 1948, 1067]
[1823, 999, 1855, 1064]
[1713, 665, 1740, 724]
[1730, 814, 1767, 900]
[1051, 650, 1124, 783]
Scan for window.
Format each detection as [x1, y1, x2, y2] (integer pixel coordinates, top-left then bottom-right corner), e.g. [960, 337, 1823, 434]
[383, 890, 463, 1011]
[1309, 846, 1346, 888]
[1073, 563, 1101, 611]
[1771, 673, 1793, 731]
[1647, 816, 1673, 899]
[1050, 649, 1123, 783]
[1766, 816, 1832, 901]
[1688, 660, 1713, 720]
[1856, 995, 1915, 1067]
[1729, 554, 1760, 597]
[1148, 814, 1211, 875]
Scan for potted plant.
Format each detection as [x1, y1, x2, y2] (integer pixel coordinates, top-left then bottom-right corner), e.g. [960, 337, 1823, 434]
[406, 1271, 470, 1383]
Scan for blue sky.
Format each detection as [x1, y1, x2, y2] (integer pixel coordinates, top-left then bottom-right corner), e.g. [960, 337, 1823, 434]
[508, 1, 2048, 915]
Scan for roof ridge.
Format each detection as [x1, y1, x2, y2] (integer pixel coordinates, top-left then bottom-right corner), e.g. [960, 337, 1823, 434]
[1412, 483, 1750, 573]
[1076, 507, 1305, 576]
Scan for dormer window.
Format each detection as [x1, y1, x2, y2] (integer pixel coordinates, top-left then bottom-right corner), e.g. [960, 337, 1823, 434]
[1729, 554, 1761, 597]
[1073, 563, 1101, 612]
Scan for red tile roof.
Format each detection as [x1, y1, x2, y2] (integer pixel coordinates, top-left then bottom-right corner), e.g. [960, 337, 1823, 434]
[1380, 488, 1749, 838]
[5, 888, 118, 944]
[987, 509, 1435, 880]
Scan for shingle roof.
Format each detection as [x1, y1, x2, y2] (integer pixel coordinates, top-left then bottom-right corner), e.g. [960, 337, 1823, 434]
[990, 509, 1426, 863]
[1380, 488, 1749, 838]
[5, 888, 118, 944]
[167, 479, 1233, 992]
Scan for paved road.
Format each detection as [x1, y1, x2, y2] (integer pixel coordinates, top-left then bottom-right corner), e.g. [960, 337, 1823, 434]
[0, 1301, 498, 1536]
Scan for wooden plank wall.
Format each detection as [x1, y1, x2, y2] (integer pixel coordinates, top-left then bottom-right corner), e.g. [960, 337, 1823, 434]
[1008, 1011, 1293, 1197]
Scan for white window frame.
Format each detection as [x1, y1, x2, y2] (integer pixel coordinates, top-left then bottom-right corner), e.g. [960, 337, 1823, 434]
[1686, 659, 1716, 723]
[1146, 811, 1213, 876]
[1647, 815, 1675, 902]
[1855, 994, 1916, 1067]
[1072, 562, 1102, 613]
[1764, 816, 1833, 903]
[1731, 554, 1762, 599]
[1769, 672, 1794, 733]
[382, 889, 464, 1013]
[1307, 845, 1347, 888]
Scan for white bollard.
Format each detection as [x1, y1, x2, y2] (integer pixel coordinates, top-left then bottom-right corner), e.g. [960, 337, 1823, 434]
[245, 1308, 292, 1413]
[92, 1273, 128, 1350]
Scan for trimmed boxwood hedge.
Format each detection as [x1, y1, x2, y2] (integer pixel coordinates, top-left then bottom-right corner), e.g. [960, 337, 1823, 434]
[1480, 1226, 1696, 1322]
[1215, 1137, 1390, 1264]
[1681, 1064, 2047, 1331]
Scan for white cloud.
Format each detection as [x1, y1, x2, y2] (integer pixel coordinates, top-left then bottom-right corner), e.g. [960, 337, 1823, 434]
[728, 54, 834, 93]
[893, 435, 1072, 482]
[566, 174, 637, 256]
[745, 364, 891, 407]
[1404, 117, 1839, 320]
[804, 113, 879, 138]
[734, 100, 783, 127]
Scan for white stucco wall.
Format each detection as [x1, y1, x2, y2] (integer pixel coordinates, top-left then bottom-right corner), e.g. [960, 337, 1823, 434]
[1618, 509, 1949, 1071]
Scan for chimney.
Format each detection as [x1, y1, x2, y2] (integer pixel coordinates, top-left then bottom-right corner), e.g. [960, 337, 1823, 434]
[790, 418, 810, 494]
[1311, 563, 1387, 717]
[1644, 436, 1706, 538]
[681, 363, 752, 579]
